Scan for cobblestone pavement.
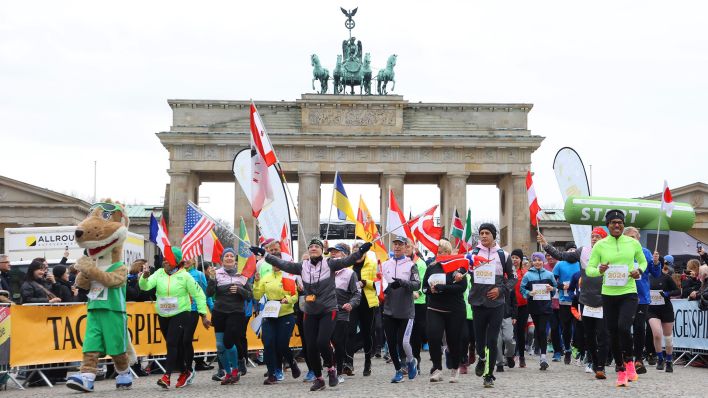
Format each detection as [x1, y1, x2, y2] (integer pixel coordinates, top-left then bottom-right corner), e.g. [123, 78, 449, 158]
[3, 353, 705, 398]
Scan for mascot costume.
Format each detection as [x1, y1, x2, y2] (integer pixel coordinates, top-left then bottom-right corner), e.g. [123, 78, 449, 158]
[66, 200, 136, 392]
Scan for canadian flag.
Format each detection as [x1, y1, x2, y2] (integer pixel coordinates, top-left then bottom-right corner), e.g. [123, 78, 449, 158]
[409, 205, 443, 255]
[250, 103, 277, 167]
[661, 180, 674, 218]
[149, 214, 177, 266]
[279, 222, 293, 261]
[526, 171, 542, 226]
[385, 189, 414, 242]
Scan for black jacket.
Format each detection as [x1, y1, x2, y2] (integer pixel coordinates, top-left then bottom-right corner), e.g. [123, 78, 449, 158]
[682, 277, 702, 299]
[52, 279, 75, 303]
[20, 279, 55, 304]
[127, 274, 155, 302]
[422, 262, 467, 314]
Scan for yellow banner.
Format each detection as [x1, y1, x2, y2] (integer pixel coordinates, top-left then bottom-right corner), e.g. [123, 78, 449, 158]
[10, 303, 301, 367]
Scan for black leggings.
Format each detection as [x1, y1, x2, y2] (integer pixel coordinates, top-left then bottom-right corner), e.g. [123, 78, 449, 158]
[602, 294, 638, 370]
[550, 308, 562, 353]
[347, 303, 375, 365]
[460, 319, 475, 364]
[296, 308, 313, 371]
[581, 308, 608, 371]
[514, 305, 529, 358]
[530, 313, 549, 355]
[558, 305, 575, 352]
[410, 303, 427, 364]
[633, 304, 648, 361]
[426, 309, 464, 371]
[332, 320, 349, 373]
[184, 312, 200, 369]
[382, 315, 414, 371]
[303, 311, 337, 378]
[158, 311, 193, 375]
[472, 306, 504, 376]
[212, 310, 246, 350]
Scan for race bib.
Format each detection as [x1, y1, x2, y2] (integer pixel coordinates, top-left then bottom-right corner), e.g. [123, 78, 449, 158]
[582, 305, 603, 319]
[87, 281, 107, 301]
[532, 283, 550, 301]
[428, 273, 446, 287]
[605, 264, 629, 286]
[157, 296, 179, 315]
[473, 263, 496, 285]
[262, 300, 282, 318]
[649, 290, 664, 306]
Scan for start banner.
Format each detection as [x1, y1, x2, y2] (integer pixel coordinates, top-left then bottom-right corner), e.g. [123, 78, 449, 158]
[672, 299, 708, 351]
[10, 302, 301, 367]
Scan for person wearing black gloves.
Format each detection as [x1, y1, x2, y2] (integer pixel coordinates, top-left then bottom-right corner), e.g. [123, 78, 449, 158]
[250, 238, 371, 392]
[423, 239, 467, 383]
[380, 236, 421, 384]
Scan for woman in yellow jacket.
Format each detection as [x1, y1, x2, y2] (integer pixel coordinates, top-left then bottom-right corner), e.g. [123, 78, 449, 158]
[254, 264, 300, 384]
[345, 243, 380, 376]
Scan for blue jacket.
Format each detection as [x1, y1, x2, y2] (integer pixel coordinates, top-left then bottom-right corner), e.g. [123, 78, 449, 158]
[636, 247, 661, 304]
[553, 260, 580, 303]
[520, 267, 557, 315]
[188, 268, 214, 312]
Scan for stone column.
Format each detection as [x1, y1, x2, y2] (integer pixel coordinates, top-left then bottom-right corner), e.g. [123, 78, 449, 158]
[439, 173, 468, 239]
[498, 173, 532, 254]
[380, 173, 405, 247]
[167, 171, 200, 244]
[297, 172, 321, 259]
[233, 181, 255, 248]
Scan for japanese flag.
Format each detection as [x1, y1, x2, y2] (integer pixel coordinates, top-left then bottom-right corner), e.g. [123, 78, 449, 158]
[661, 180, 674, 218]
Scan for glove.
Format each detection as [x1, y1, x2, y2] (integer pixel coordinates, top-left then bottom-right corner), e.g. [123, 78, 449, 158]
[359, 242, 373, 254]
[360, 280, 367, 287]
[250, 246, 265, 256]
[389, 278, 401, 289]
[661, 291, 671, 298]
[435, 284, 447, 292]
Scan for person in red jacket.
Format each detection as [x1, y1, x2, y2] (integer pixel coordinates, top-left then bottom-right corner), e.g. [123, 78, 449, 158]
[511, 249, 528, 368]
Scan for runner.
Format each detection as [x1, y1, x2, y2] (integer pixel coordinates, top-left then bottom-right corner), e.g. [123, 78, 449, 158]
[648, 252, 680, 372]
[539, 227, 609, 379]
[511, 249, 528, 368]
[623, 227, 661, 375]
[250, 239, 371, 391]
[520, 252, 557, 371]
[423, 239, 467, 383]
[467, 223, 516, 388]
[544, 253, 563, 361]
[552, 242, 581, 365]
[408, 241, 428, 374]
[184, 258, 214, 373]
[380, 236, 420, 383]
[139, 247, 210, 389]
[326, 243, 360, 384]
[586, 210, 647, 387]
[347, 241, 379, 377]
[495, 279, 517, 373]
[206, 248, 253, 385]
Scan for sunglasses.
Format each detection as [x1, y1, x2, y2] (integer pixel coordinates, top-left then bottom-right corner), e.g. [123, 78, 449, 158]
[89, 202, 125, 213]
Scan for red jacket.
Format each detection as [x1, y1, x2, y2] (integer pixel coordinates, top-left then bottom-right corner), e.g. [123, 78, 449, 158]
[514, 268, 528, 307]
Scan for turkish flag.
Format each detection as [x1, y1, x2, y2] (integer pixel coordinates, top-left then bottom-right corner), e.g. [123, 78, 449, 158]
[409, 205, 443, 255]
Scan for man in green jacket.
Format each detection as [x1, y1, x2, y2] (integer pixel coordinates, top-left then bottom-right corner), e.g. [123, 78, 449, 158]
[586, 209, 647, 387]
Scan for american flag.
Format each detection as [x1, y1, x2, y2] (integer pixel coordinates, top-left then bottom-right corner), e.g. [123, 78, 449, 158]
[182, 202, 215, 261]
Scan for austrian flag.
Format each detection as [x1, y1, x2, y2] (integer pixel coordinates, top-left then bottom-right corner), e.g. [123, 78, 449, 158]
[526, 171, 542, 226]
[250, 103, 277, 167]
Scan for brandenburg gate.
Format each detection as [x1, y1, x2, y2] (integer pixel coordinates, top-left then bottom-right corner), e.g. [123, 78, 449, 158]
[158, 94, 544, 256]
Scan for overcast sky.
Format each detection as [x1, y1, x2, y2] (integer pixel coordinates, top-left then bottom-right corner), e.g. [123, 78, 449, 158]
[2, 0, 706, 227]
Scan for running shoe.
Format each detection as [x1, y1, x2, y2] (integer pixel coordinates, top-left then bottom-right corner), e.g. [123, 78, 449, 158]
[540, 360, 549, 371]
[646, 354, 657, 365]
[363, 358, 372, 377]
[116, 372, 133, 390]
[212, 369, 225, 382]
[459, 363, 468, 374]
[391, 370, 404, 383]
[507, 356, 515, 368]
[595, 369, 606, 379]
[519, 357, 526, 368]
[422, 343, 429, 352]
[175, 370, 193, 388]
[157, 374, 170, 389]
[475, 360, 486, 377]
[616, 370, 628, 387]
[337, 375, 345, 384]
[483, 374, 495, 388]
[656, 358, 665, 371]
[552, 352, 562, 362]
[407, 358, 418, 380]
[303, 370, 316, 382]
[429, 369, 443, 382]
[625, 361, 638, 382]
[328, 368, 338, 387]
[263, 375, 277, 385]
[665, 361, 673, 373]
[342, 365, 354, 376]
[496, 364, 504, 372]
[564, 351, 572, 365]
[584, 363, 593, 373]
[274, 369, 285, 381]
[449, 369, 458, 383]
[310, 377, 326, 391]
[635, 360, 647, 374]
[66, 375, 94, 392]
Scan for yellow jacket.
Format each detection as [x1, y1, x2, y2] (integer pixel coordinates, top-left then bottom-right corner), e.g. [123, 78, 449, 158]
[354, 255, 379, 308]
[253, 270, 298, 317]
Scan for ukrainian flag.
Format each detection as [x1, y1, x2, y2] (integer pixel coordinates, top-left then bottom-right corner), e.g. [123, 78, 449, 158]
[333, 172, 356, 222]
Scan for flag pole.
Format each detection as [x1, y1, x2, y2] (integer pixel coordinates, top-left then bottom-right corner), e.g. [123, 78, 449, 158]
[188, 200, 251, 246]
[654, 210, 663, 254]
[324, 171, 337, 241]
[374, 206, 430, 244]
[274, 163, 309, 245]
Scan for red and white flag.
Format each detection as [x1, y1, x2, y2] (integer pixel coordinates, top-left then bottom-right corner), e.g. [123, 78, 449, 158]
[202, 229, 224, 264]
[250, 103, 277, 167]
[436, 254, 471, 273]
[250, 143, 274, 218]
[526, 171, 542, 226]
[279, 222, 293, 261]
[385, 189, 414, 242]
[409, 205, 443, 255]
[281, 272, 297, 295]
[661, 180, 674, 217]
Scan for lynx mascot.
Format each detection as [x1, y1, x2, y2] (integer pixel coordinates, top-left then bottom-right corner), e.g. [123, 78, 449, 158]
[66, 200, 136, 392]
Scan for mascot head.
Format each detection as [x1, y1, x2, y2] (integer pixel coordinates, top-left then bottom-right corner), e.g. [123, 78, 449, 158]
[75, 199, 129, 259]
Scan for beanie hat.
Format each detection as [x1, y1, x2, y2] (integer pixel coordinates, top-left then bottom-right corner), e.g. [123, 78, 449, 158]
[591, 227, 608, 239]
[221, 247, 236, 261]
[511, 249, 524, 259]
[664, 255, 674, 265]
[605, 209, 625, 225]
[308, 238, 324, 248]
[531, 252, 546, 262]
[479, 223, 497, 239]
[52, 265, 67, 279]
[171, 246, 183, 264]
[565, 242, 578, 251]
